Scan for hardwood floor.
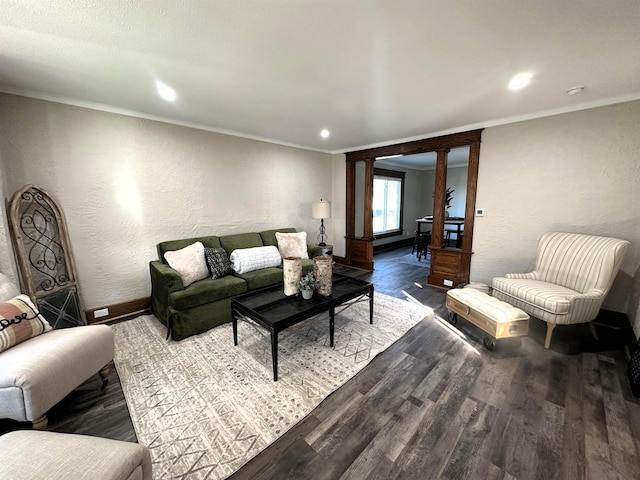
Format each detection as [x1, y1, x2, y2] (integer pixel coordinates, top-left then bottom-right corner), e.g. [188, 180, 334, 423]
[3, 246, 640, 479]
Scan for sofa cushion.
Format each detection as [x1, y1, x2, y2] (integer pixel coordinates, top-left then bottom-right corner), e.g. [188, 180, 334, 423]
[0, 295, 52, 353]
[492, 277, 575, 316]
[275, 231, 309, 259]
[0, 430, 152, 480]
[234, 267, 284, 290]
[157, 236, 221, 263]
[229, 246, 282, 274]
[259, 228, 296, 247]
[219, 232, 264, 257]
[164, 242, 210, 287]
[204, 247, 233, 279]
[169, 276, 247, 311]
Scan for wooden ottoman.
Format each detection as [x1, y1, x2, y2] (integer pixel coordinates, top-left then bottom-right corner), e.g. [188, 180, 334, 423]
[446, 287, 530, 350]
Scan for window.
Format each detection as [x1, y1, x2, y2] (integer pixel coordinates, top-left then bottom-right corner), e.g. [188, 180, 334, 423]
[373, 168, 405, 236]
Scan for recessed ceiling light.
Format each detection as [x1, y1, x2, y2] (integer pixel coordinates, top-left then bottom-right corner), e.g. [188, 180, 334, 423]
[156, 80, 176, 102]
[320, 129, 330, 139]
[508, 72, 533, 90]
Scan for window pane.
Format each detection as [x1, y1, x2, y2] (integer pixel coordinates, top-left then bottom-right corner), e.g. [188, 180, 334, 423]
[373, 176, 402, 234]
[373, 178, 385, 233]
[386, 180, 401, 230]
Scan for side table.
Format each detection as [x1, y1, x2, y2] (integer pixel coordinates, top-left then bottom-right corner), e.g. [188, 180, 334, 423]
[313, 244, 333, 258]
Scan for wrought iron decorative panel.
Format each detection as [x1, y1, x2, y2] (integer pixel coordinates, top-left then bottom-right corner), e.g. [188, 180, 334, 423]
[8, 184, 86, 327]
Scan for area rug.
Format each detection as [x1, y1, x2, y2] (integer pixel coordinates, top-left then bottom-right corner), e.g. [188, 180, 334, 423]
[112, 292, 428, 480]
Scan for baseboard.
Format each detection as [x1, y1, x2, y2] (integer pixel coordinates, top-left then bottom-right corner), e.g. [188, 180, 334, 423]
[333, 255, 347, 265]
[373, 238, 413, 253]
[86, 297, 151, 324]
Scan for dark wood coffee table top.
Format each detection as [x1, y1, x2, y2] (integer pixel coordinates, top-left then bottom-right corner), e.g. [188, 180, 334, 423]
[231, 273, 374, 380]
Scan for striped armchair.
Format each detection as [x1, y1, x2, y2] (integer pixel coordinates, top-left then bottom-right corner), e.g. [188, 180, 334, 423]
[492, 232, 629, 349]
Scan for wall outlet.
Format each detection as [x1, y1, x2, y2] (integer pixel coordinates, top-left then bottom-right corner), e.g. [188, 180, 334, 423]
[443, 279, 454, 287]
[94, 308, 109, 318]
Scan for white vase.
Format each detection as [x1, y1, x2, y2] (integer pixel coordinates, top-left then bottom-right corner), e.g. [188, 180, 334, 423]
[301, 288, 313, 300]
[313, 256, 332, 296]
[283, 257, 302, 296]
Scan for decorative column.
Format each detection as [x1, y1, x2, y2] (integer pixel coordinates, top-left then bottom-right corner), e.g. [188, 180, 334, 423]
[313, 256, 332, 296]
[283, 257, 302, 296]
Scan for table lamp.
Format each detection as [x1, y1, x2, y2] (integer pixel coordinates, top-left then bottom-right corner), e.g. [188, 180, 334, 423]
[311, 199, 331, 246]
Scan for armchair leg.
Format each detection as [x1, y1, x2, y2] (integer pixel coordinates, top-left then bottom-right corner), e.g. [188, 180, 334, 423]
[544, 323, 556, 349]
[99, 365, 110, 388]
[32, 415, 48, 430]
[588, 321, 599, 341]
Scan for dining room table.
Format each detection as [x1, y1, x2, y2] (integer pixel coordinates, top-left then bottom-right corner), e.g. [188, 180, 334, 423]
[416, 217, 465, 248]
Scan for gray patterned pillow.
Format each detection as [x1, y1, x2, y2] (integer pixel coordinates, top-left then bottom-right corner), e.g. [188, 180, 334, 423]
[204, 247, 233, 279]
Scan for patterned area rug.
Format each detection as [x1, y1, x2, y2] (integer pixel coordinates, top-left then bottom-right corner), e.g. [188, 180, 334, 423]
[112, 293, 428, 479]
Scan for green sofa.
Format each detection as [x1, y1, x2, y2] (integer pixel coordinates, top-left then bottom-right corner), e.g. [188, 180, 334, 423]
[150, 228, 316, 340]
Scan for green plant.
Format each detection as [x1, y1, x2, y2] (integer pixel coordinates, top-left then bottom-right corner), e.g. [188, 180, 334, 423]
[444, 187, 455, 209]
[432, 187, 455, 209]
[297, 271, 320, 291]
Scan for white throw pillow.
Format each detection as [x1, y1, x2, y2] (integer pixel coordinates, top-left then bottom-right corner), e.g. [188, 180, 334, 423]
[275, 232, 309, 259]
[164, 241, 209, 287]
[230, 246, 282, 274]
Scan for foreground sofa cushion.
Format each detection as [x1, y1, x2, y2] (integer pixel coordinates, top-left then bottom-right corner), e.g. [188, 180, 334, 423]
[0, 430, 151, 480]
[0, 294, 52, 353]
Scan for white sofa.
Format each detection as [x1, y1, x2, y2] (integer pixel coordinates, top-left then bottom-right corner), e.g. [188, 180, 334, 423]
[492, 232, 629, 348]
[0, 274, 114, 429]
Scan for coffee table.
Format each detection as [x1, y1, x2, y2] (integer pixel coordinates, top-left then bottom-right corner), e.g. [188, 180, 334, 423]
[231, 273, 374, 381]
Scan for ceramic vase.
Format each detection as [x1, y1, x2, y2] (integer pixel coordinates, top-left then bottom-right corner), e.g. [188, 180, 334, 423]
[313, 255, 332, 296]
[301, 288, 314, 300]
[283, 256, 302, 296]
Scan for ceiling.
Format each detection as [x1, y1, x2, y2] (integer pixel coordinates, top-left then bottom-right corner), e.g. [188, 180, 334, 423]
[1, 1, 639, 154]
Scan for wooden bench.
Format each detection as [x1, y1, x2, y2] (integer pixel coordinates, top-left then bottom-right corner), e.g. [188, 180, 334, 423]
[446, 287, 530, 350]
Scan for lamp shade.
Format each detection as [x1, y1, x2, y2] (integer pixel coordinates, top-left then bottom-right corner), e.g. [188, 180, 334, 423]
[312, 201, 331, 219]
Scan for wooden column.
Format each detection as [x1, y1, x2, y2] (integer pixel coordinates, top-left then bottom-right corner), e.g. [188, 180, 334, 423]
[344, 156, 375, 271]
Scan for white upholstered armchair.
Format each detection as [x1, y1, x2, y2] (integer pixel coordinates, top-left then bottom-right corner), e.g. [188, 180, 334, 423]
[492, 232, 629, 349]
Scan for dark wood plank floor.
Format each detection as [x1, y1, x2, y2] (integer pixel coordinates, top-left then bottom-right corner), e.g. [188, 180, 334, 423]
[3, 246, 640, 480]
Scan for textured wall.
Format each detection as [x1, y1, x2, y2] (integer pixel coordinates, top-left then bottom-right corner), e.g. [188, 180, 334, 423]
[472, 101, 640, 334]
[0, 94, 333, 309]
[0, 158, 19, 285]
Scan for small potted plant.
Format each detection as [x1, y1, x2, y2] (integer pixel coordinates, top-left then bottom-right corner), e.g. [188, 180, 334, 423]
[297, 272, 319, 299]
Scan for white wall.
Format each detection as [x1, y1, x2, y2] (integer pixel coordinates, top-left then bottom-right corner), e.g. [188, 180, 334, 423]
[0, 94, 333, 309]
[471, 100, 640, 334]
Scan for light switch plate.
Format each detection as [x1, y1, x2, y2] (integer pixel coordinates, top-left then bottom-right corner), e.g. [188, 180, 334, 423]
[475, 208, 485, 216]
